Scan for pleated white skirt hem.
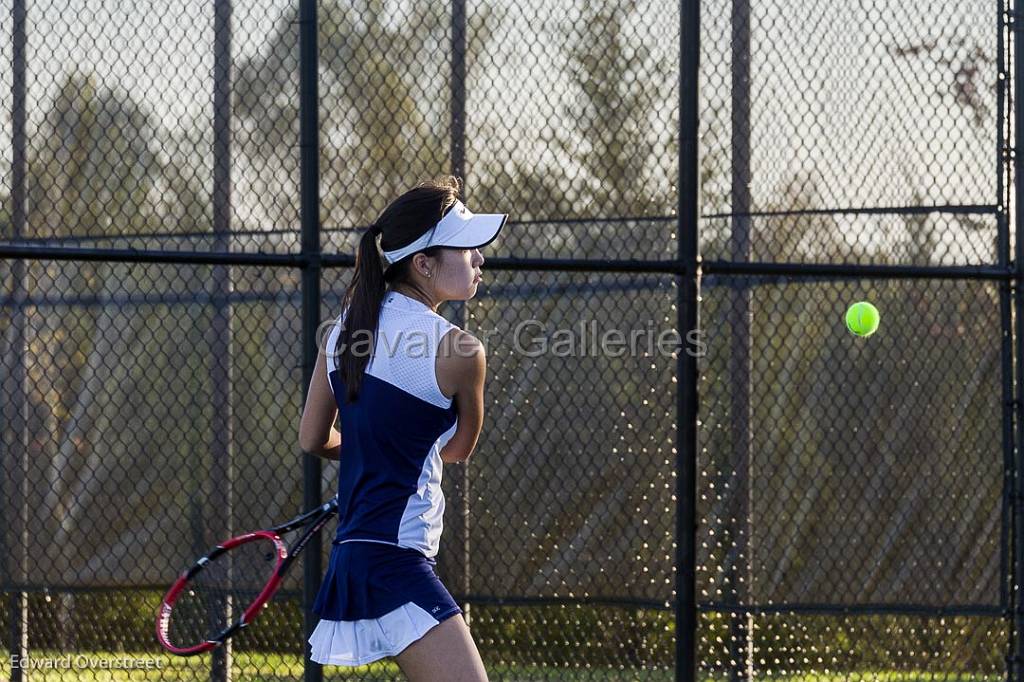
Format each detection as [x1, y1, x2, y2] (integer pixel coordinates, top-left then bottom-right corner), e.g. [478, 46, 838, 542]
[308, 601, 458, 667]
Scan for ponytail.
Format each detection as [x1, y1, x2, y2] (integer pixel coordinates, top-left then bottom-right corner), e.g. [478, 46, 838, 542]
[334, 175, 462, 403]
[337, 226, 386, 403]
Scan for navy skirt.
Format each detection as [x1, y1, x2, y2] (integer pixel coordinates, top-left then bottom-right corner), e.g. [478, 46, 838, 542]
[309, 541, 462, 666]
[312, 540, 461, 622]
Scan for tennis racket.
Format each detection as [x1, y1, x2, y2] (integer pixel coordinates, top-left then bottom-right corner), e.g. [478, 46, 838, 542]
[155, 496, 338, 656]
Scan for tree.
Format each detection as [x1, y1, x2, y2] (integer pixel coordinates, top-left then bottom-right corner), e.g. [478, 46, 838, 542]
[235, 0, 497, 232]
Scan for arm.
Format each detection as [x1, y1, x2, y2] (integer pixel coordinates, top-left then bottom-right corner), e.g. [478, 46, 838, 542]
[437, 330, 486, 464]
[299, 348, 342, 460]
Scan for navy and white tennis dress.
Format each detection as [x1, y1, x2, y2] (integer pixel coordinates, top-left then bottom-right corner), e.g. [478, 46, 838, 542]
[308, 289, 463, 666]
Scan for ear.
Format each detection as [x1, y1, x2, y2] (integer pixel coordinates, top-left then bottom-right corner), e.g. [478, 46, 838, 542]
[411, 249, 428, 274]
[411, 252, 434, 277]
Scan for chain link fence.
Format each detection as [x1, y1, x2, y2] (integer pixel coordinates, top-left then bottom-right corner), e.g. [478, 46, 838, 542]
[0, 0, 1016, 680]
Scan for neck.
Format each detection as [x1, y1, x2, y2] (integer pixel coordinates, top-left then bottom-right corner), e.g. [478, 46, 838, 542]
[391, 285, 439, 312]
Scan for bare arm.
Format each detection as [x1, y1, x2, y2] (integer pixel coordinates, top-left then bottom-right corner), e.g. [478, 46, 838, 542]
[437, 330, 486, 464]
[299, 348, 342, 460]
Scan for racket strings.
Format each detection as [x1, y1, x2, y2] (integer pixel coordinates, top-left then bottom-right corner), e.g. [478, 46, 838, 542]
[164, 536, 280, 648]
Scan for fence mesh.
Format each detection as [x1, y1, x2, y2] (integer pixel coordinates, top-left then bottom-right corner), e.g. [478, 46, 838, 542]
[0, 0, 1016, 680]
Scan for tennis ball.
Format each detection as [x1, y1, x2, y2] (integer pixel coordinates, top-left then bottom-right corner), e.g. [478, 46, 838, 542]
[845, 301, 879, 337]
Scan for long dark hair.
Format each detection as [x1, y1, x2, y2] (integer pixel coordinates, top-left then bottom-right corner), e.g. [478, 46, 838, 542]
[336, 176, 461, 403]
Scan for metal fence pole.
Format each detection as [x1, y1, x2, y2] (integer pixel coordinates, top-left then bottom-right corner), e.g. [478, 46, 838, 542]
[1001, 264, 1015, 680]
[1013, 1, 1024, 677]
[727, 0, 754, 677]
[677, 0, 701, 680]
[210, 1, 235, 680]
[449, 0, 473, 629]
[4, 0, 31, 678]
[451, 0, 466, 185]
[997, 2, 1015, 679]
[299, 0, 323, 680]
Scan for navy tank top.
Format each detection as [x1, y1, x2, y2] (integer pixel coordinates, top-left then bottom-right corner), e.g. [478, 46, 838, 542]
[324, 290, 459, 558]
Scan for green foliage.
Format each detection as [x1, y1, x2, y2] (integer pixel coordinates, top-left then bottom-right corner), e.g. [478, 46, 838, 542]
[3, 594, 1005, 679]
[23, 72, 206, 241]
[1, 3, 1008, 678]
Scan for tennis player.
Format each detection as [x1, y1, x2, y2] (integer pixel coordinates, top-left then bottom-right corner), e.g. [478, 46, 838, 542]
[298, 176, 504, 681]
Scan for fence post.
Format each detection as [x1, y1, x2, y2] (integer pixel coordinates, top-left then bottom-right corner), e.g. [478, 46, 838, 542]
[677, 0, 701, 680]
[210, 1, 235, 680]
[1013, 1, 1024, 678]
[448, 0, 473, 628]
[298, 0, 324, 680]
[727, 0, 754, 678]
[4, 0, 31, 678]
[997, 2, 1015, 679]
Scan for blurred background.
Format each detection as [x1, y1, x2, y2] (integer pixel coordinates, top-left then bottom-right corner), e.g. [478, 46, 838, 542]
[0, 0, 1014, 680]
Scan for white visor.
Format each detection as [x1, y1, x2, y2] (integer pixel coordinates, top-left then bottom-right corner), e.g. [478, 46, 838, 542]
[380, 200, 507, 266]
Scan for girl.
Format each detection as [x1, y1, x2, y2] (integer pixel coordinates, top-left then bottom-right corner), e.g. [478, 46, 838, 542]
[298, 176, 505, 681]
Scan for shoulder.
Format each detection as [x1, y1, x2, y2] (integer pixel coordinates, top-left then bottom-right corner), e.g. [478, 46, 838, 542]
[438, 328, 486, 375]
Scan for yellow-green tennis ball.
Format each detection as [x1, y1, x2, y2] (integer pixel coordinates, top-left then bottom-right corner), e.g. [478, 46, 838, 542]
[845, 301, 880, 337]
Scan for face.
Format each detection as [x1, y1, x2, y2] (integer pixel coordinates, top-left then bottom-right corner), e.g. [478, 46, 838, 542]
[416, 247, 485, 301]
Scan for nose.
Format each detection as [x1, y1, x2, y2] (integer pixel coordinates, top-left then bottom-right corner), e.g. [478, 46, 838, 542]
[473, 249, 485, 266]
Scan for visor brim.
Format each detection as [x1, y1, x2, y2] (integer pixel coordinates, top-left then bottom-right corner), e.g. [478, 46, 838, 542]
[440, 213, 508, 250]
